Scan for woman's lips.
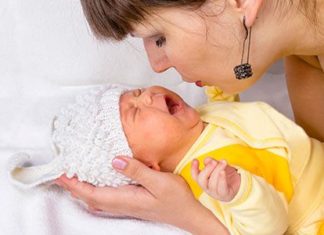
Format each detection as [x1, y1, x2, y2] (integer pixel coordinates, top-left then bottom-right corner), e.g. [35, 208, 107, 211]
[195, 81, 203, 87]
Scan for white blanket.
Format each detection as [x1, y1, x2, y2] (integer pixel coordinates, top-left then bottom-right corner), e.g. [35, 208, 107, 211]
[0, 148, 189, 235]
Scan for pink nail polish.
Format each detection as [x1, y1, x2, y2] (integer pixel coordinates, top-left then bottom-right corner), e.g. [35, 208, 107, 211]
[112, 158, 128, 170]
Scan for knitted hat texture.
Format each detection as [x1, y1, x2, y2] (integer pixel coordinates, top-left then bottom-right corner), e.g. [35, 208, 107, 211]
[8, 84, 135, 188]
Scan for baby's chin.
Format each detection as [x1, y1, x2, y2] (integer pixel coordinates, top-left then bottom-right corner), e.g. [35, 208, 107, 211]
[180, 105, 202, 126]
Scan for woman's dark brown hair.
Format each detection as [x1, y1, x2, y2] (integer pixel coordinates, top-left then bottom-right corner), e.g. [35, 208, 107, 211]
[80, 0, 206, 40]
[80, 0, 318, 41]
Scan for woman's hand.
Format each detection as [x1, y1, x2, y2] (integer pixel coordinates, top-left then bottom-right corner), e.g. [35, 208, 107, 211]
[55, 156, 229, 235]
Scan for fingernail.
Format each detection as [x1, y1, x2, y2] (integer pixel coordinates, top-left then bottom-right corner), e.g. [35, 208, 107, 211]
[112, 158, 128, 170]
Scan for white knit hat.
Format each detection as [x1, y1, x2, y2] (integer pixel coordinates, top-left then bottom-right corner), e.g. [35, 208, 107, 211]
[8, 84, 135, 188]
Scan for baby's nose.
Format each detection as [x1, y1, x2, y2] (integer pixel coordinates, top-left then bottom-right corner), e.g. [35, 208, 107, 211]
[140, 92, 153, 105]
[145, 95, 153, 105]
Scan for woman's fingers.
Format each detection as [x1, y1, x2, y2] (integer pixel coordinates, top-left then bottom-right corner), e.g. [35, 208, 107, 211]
[55, 175, 100, 205]
[56, 175, 95, 196]
[55, 175, 147, 214]
[88, 205, 102, 213]
[56, 175, 119, 207]
[112, 156, 170, 195]
[53, 159, 222, 232]
[54, 156, 176, 212]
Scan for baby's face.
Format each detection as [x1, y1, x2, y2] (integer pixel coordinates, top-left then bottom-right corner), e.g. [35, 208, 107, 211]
[120, 86, 203, 171]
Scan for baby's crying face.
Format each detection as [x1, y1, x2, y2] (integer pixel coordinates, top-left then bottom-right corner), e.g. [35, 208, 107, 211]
[119, 86, 203, 171]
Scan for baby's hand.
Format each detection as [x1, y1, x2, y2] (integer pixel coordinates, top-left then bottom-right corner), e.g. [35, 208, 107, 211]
[191, 158, 241, 202]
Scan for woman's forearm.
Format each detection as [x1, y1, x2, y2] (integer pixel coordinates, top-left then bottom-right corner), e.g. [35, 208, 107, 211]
[56, 158, 230, 235]
[179, 203, 230, 235]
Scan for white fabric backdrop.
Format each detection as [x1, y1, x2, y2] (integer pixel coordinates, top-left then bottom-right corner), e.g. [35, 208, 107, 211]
[0, 0, 292, 234]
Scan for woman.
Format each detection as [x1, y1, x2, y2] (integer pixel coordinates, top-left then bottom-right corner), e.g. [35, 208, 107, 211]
[56, 0, 324, 234]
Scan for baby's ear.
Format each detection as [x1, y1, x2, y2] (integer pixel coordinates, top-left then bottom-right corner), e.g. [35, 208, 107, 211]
[133, 154, 161, 171]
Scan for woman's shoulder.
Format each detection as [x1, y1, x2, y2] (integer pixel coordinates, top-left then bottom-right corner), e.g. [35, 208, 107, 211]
[318, 55, 324, 71]
[284, 55, 324, 141]
[296, 55, 323, 70]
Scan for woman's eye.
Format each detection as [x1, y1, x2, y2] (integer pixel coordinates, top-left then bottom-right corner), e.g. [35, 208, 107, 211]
[155, 36, 166, 48]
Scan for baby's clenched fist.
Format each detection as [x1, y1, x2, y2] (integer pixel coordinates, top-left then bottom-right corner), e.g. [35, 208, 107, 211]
[191, 158, 241, 202]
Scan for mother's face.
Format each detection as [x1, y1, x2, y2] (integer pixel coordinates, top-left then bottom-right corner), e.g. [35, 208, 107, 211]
[131, 3, 260, 94]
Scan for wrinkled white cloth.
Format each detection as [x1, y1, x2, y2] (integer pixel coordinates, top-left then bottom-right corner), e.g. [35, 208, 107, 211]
[1, 148, 188, 235]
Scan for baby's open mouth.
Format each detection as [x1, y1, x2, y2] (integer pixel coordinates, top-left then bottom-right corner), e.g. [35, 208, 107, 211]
[165, 96, 181, 115]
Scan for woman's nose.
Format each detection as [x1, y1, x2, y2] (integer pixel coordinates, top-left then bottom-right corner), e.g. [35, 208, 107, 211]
[143, 38, 172, 73]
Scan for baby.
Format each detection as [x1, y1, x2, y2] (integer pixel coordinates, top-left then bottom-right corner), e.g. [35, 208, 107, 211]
[9, 84, 324, 235]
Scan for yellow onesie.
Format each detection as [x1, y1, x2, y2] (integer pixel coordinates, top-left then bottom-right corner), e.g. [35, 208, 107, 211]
[174, 101, 324, 235]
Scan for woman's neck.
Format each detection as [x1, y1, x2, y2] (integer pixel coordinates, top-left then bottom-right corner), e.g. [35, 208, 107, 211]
[267, 0, 324, 56]
[247, 0, 324, 78]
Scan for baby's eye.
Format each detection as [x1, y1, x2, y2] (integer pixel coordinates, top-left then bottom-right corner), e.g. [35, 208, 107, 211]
[155, 36, 166, 48]
[132, 106, 139, 120]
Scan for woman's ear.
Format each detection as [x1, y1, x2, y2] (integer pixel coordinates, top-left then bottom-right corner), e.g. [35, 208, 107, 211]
[243, 0, 263, 27]
[228, 0, 264, 27]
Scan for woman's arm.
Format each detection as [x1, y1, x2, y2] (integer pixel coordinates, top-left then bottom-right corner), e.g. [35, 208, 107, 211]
[285, 55, 324, 141]
[56, 156, 229, 235]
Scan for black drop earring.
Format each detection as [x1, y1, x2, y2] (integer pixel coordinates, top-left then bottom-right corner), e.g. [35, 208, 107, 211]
[233, 16, 253, 80]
